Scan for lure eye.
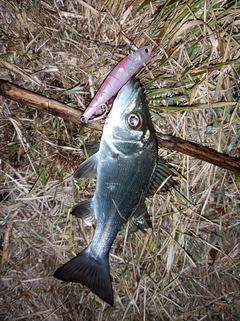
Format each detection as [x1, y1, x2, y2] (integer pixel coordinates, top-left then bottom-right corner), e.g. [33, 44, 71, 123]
[127, 113, 142, 129]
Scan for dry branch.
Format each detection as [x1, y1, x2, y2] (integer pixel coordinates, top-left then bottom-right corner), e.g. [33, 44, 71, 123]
[0, 80, 103, 131]
[1, 79, 239, 173]
[157, 133, 240, 173]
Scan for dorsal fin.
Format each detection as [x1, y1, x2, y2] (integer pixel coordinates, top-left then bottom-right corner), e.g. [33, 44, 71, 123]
[147, 158, 176, 196]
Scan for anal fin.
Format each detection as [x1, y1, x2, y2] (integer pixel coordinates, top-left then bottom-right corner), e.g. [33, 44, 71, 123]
[71, 199, 95, 225]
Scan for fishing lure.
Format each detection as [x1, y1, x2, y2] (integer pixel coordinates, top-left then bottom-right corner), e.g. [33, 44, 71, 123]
[81, 45, 152, 123]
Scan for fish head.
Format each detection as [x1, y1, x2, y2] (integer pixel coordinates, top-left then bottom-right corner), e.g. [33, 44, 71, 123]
[103, 77, 156, 155]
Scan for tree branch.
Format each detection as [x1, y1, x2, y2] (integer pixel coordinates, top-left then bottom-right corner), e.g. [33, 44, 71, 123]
[1, 79, 239, 173]
[0, 80, 103, 131]
[157, 133, 240, 173]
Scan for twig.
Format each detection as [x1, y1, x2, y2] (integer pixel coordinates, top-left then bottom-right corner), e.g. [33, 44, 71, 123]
[0, 80, 103, 131]
[0, 79, 239, 173]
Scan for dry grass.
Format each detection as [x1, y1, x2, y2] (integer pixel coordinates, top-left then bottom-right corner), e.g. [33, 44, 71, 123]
[0, 0, 240, 320]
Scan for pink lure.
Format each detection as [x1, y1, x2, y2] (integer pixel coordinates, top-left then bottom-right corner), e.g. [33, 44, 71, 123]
[81, 45, 152, 123]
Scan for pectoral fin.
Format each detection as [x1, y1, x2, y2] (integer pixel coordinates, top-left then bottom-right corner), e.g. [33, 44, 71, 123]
[84, 142, 100, 156]
[74, 152, 98, 179]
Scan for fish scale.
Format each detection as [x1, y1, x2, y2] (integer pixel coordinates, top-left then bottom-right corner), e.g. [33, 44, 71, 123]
[54, 77, 175, 306]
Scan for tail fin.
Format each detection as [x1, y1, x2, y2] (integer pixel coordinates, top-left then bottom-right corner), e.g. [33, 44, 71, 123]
[54, 249, 113, 306]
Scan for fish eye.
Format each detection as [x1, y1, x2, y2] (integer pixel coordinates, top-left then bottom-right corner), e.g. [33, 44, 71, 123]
[145, 48, 149, 53]
[127, 113, 142, 129]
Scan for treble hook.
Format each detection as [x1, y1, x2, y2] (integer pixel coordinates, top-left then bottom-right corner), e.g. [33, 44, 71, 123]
[81, 104, 108, 124]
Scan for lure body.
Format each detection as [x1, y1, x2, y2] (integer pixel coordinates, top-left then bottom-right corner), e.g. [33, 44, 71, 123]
[81, 45, 152, 123]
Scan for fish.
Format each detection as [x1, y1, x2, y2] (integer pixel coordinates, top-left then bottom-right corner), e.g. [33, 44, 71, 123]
[54, 77, 175, 306]
[81, 46, 152, 123]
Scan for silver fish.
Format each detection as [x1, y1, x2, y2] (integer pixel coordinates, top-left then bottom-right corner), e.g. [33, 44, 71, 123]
[54, 77, 175, 305]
